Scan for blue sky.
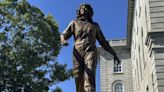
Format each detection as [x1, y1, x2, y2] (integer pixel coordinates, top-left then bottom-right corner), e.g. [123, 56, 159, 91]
[27, 0, 128, 92]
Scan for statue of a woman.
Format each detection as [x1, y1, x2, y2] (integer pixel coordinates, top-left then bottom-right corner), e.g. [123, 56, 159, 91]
[60, 3, 120, 92]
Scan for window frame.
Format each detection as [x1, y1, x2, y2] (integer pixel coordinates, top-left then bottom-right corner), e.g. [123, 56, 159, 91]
[113, 60, 123, 73]
[112, 81, 124, 92]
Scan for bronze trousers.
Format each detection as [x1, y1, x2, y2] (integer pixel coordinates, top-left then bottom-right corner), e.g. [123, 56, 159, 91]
[73, 48, 97, 92]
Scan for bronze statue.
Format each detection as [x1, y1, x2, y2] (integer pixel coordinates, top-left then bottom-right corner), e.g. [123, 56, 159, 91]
[60, 3, 120, 92]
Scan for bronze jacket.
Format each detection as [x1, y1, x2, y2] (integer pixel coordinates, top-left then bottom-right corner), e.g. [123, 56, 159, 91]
[61, 19, 113, 55]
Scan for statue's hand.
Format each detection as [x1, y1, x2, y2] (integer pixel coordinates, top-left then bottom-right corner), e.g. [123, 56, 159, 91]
[60, 35, 69, 46]
[114, 55, 121, 65]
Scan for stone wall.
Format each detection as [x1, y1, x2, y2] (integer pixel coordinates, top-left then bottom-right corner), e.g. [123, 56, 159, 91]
[98, 40, 134, 92]
[128, 0, 164, 92]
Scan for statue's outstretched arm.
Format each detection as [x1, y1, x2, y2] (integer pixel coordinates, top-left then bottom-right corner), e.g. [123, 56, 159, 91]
[96, 23, 121, 64]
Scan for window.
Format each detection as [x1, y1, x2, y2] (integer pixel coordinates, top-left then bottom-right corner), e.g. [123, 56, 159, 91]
[151, 74, 155, 92]
[113, 60, 122, 73]
[139, 6, 141, 17]
[145, 6, 148, 32]
[141, 28, 146, 68]
[113, 81, 124, 92]
[146, 86, 149, 92]
[138, 0, 141, 17]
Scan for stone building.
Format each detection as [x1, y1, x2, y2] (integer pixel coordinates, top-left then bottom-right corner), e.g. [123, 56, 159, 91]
[99, 0, 164, 92]
[128, 0, 164, 92]
[98, 39, 134, 92]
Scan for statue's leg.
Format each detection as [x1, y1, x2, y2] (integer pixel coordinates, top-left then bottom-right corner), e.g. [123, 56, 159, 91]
[73, 49, 85, 92]
[84, 51, 97, 92]
[75, 74, 84, 92]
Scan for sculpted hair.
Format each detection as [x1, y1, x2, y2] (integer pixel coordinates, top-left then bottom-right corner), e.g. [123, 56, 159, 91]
[76, 3, 94, 22]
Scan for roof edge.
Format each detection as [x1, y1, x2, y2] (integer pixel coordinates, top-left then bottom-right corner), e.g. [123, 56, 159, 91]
[127, 0, 135, 49]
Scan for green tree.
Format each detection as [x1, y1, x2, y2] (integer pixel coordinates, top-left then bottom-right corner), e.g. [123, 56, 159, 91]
[53, 86, 62, 92]
[0, 0, 71, 91]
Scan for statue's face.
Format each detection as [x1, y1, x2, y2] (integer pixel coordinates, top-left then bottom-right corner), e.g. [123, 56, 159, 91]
[79, 5, 90, 16]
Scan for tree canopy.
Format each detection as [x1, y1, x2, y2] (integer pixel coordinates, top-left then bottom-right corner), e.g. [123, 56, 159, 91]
[0, 0, 71, 91]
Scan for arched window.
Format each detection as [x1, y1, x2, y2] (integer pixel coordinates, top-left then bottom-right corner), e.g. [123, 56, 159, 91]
[113, 81, 124, 92]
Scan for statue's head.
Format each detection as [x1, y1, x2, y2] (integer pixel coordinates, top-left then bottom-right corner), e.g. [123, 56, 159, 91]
[76, 3, 93, 22]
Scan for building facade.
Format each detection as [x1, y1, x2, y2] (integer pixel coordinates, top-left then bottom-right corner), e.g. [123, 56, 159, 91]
[99, 0, 164, 92]
[128, 0, 164, 92]
[98, 39, 134, 92]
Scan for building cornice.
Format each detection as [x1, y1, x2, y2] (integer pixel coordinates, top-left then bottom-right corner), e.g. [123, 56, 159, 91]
[127, 0, 135, 48]
[144, 31, 164, 58]
[97, 39, 130, 60]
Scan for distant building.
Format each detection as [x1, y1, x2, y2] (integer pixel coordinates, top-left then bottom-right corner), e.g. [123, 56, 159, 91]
[99, 0, 164, 92]
[98, 39, 134, 92]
